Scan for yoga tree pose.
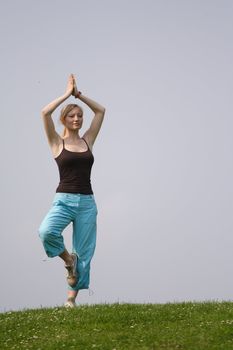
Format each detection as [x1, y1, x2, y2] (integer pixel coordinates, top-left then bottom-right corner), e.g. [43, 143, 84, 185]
[38, 74, 105, 307]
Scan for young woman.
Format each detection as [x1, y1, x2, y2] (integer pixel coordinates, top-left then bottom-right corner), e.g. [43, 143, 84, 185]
[38, 74, 105, 307]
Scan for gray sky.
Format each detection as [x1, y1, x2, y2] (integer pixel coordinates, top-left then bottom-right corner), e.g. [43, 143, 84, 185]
[1, 0, 233, 311]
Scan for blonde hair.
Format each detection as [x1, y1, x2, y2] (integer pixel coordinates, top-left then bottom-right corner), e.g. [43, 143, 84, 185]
[60, 104, 83, 137]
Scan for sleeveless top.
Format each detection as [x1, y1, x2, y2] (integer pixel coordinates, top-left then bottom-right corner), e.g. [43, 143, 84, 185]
[54, 138, 94, 194]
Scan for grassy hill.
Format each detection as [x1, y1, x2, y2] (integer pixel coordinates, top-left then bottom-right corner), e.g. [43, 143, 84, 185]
[1, 302, 233, 349]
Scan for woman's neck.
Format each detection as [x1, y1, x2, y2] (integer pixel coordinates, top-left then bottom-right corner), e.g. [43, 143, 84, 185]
[64, 130, 81, 141]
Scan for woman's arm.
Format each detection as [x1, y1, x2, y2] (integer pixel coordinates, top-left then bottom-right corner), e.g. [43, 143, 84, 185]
[73, 75, 105, 147]
[75, 87, 105, 147]
[41, 74, 74, 146]
[81, 94, 105, 148]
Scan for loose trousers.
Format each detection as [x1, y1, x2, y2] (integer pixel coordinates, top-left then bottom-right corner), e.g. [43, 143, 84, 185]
[39, 193, 97, 291]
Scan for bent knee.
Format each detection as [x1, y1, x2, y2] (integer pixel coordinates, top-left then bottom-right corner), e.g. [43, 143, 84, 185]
[38, 226, 54, 242]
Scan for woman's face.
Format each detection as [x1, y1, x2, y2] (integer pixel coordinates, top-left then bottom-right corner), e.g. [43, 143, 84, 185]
[64, 107, 83, 131]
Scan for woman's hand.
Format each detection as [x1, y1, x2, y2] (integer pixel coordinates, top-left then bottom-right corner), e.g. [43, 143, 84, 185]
[65, 74, 75, 96]
[72, 75, 80, 98]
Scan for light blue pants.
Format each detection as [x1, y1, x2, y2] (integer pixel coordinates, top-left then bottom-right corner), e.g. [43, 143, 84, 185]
[38, 193, 97, 291]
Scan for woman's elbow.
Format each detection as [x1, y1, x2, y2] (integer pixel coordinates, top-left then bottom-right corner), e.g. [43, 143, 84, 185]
[41, 109, 51, 118]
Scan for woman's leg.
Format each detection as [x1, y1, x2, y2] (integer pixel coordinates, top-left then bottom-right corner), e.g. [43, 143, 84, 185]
[39, 202, 72, 257]
[64, 290, 79, 308]
[59, 249, 74, 266]
[66, 195, 97, 300]
[39, 201, 75, 271]
[67, 290, 79, 300]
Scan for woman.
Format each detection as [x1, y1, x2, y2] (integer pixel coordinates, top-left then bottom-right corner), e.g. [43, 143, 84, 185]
[38, 74, 105, 307]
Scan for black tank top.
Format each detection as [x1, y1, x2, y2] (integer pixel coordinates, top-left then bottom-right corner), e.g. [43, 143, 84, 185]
[55, 138, 94, 194]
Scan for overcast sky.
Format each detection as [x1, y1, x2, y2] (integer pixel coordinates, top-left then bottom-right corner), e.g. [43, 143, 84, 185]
[1, 0, 233, 311]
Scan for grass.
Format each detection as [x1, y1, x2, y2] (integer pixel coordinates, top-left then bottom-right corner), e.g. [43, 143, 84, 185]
[1, 302, 233, 349]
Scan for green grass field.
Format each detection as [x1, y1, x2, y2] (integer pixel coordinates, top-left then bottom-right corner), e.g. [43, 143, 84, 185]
[1, 302, 233, 349]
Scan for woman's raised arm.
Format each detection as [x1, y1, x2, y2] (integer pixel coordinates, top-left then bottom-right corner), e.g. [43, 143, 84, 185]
[80, 94, 105, 147]
[73, 78, 105, 147]
[41, 74, 75, 145]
